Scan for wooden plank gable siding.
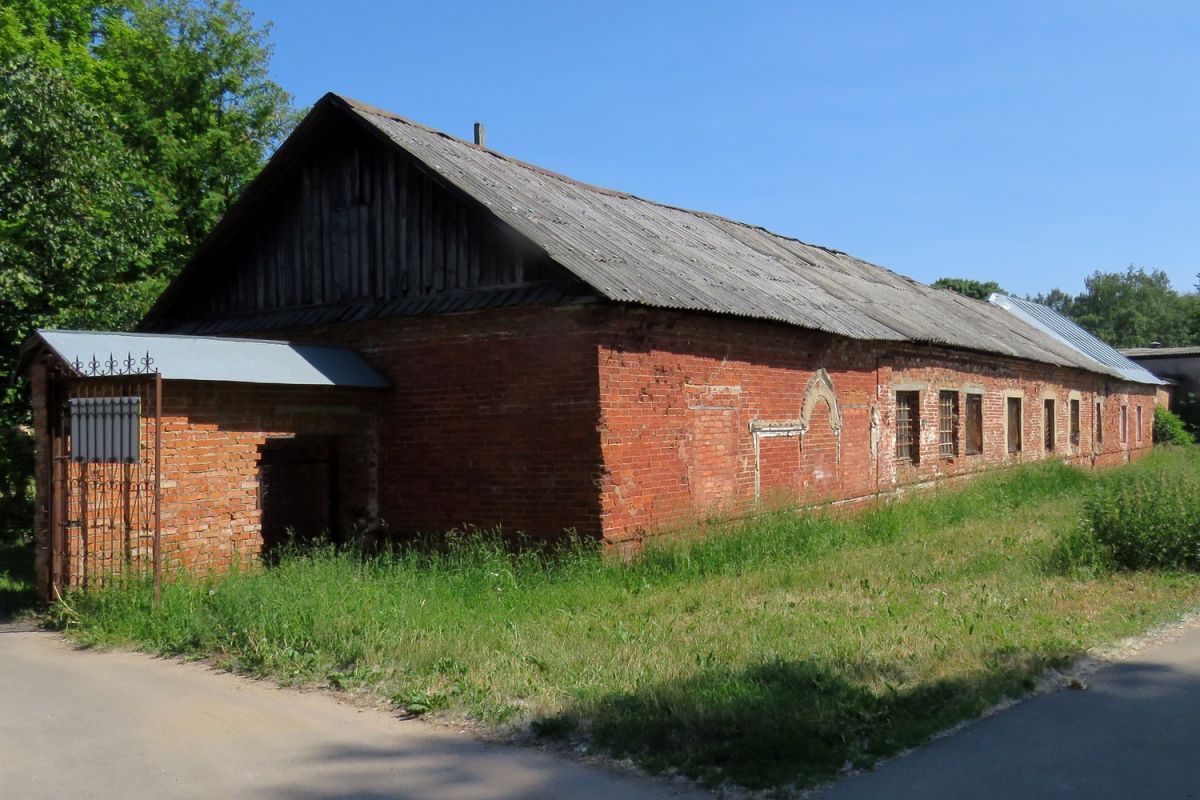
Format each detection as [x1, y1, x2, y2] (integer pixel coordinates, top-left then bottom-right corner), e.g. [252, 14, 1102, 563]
[176, 126, 563, 322]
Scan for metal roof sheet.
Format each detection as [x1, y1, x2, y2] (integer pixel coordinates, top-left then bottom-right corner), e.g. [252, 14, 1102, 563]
[338, 96, 1146, 382]
[28, 330, 389, 387]
[987, 295, 1163, 385]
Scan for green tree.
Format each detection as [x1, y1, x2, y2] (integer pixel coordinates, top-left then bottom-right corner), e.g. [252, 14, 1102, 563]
[931, 277, 1008, 301]
[0, 0, 294, 271]
[1069, 267, 1193, 348]
[1027, 287, 1076, 316]
[0, 57, 166, 537]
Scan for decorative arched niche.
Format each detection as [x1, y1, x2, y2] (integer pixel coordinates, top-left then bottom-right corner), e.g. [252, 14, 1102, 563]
[798, 368, 842, 462]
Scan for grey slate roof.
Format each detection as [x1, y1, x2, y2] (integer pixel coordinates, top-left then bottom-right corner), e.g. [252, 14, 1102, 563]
[338, 96, 1152, 383]
[26, 330, 388, 387]
[987, 295, 1164, 385]
[1120, 345, 1200, 358]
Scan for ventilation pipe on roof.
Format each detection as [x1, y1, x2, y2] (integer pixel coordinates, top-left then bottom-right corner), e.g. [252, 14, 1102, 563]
[473, 122, 485, 147]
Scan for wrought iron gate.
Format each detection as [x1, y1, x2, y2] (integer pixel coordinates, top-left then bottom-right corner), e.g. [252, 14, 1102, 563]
[47, 353, 161, 598]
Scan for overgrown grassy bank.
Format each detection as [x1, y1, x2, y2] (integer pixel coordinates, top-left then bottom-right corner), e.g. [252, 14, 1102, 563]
[57, 451, 1200, 790]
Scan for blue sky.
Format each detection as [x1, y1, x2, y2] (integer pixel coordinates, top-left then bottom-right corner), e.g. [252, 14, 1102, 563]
[243, 0, 1199, 297]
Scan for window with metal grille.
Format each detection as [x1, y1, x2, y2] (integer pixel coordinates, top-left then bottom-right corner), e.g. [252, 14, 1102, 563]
[69, 397, 140, 462]
[965, 393, 983, 455]
[1007, 397, 1022, 453]
[1121, 405, 1128, 443]
[938, 391, 959, 458]
[1070, 399, 1080, 447]
[1096, 401, 1104, 444]
[896, 391, 920, 464]
[1136, 405, 1143, 442]
[1043, 398, 1056, 451]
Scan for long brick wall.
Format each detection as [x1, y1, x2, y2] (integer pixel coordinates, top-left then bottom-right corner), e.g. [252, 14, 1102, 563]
[30, 303, 1159, 597]
[595, 308, 1156, 543]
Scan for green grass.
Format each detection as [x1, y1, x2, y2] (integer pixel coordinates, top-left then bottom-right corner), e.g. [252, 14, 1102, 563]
[56, 451, 1200, 791]
[0, 535, 36, 620]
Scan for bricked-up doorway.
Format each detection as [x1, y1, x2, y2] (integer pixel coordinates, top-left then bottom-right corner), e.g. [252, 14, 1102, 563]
[259, 436, 340, 556]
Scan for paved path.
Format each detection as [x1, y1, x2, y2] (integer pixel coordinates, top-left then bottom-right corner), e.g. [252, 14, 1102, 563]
[817, 622, 1200, 800]
[0, 627, 707, 800]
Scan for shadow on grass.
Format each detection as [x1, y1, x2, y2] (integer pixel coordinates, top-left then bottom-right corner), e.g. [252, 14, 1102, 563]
[0, 537, 36, 622]
[534, 650, 1074, 791]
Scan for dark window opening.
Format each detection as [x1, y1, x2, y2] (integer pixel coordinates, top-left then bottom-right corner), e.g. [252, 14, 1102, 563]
[1136, 405, 1144, 442]
[1096, 402, 1104, 445]
[1007, 397, 1023, 453]
[1070, 399, 1081, 447]
[896, 391, 920, 465]
[259, 436, 341, 560]
[965, 393, 983, 455]
[939, 391, 959, 458]
[1120, 405, 1128, 443]
[1044, 398, 1056, 452]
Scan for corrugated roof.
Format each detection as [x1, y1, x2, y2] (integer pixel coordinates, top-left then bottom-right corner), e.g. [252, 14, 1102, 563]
[1120, 345, 1200, 358]
[336, 96, 1148, 381]
[987, 295, 1163, 385]
[26, 330, 389, 387]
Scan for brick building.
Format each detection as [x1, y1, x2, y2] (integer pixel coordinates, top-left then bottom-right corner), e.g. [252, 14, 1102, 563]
[22, 94, 1161, 598]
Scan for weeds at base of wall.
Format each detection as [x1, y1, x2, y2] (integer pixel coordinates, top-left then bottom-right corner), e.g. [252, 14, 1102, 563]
[51, 450, 1200, 792]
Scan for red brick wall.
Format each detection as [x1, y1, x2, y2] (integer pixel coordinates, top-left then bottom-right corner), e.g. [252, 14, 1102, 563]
[595, 308, 1156, 543]
[156, 383, 379, 572]
[30, 303, 1160, 598]
[267, 305, 605, 540]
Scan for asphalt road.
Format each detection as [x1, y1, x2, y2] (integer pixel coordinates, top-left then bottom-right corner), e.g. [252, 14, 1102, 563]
[817, 621, 1200, 800]
[0, 627, 707, 800]
[5, 621, 1200, 799]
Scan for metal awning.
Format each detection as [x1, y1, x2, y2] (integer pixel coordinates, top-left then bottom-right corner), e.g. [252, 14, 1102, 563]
[23, 329, 389, 388]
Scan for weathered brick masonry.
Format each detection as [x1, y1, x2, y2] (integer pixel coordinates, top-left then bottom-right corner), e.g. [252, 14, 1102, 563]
[594, 307, 1154, 543]
[31, 302, 1157, 591]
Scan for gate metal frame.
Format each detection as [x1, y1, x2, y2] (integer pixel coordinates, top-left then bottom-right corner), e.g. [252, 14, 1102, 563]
[46, 352, 162, 600]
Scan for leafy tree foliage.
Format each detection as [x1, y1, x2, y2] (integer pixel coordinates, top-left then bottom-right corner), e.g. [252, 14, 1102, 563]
[0, 2, 292, 539]
[0, 0, 294, 273]
[931, 277, 1007, 301]
[0, 57, 166, 537]
[1046, 267, 1197, 349]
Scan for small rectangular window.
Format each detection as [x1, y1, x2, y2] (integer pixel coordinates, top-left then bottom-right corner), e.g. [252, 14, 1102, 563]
[1007, 397, 1023, 453]
[1070, 399, 1080, 447]
[965, 393, 983, 455]
[1044, 398, 1056, 452]
[896, 391, 920, 465]
[1136, 405, 1143, 442]
[1096, 401, 1104, 445]
[1121, 405, 1128, 443]
[939, 391, 959, 458]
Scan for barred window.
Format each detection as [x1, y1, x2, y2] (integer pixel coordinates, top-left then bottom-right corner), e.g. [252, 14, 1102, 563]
[1043, 398, 1056, 452]
[1007, 397, 1023, 453]
[965, 393, 983, 455]
[896, 391, 920, 464]
[1136, 405, 1143, 442]
[1120, 405, 1128, 443]
[1070, 399, 1081, 447]
[939, 391, 959, 458]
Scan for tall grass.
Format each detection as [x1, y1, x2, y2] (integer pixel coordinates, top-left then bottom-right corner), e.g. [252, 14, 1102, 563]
[56, 453, 1200, 790]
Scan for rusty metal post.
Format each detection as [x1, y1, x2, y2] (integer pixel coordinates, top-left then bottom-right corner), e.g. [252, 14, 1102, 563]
[153, 372, 162, 605]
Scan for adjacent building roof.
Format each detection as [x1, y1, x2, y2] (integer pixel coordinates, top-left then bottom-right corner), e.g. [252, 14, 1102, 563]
[987, 295, 1164, 385]
[23, 330, 389, 387]
[1120, 345, 1200, 359]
